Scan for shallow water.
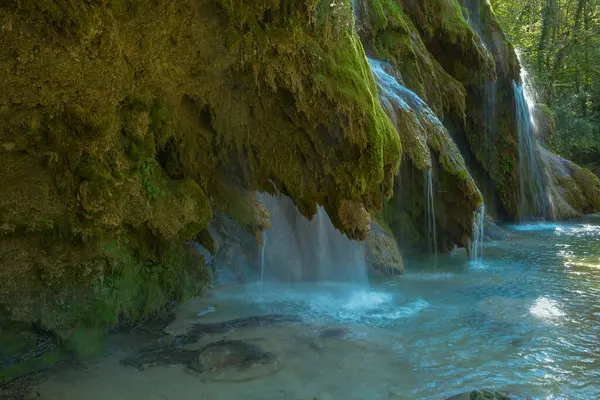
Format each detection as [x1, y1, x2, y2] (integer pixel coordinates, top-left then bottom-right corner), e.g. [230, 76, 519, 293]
[32, 222, 600, 399]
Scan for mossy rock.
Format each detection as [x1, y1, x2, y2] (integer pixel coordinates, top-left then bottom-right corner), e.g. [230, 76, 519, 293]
[0, 0, 402, 375]
[0, 323, 62, 382]
[539, 145, 600, 217]
[366, 222, 404, 276]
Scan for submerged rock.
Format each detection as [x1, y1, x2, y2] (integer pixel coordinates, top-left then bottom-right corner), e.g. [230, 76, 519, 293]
[318, 327, 350, 340]
[187, 340, 281, 381]
[445, 389, 522, 400]
[175, 314, 302, 347]
[122, 314, 299, 371]
[122, 348, 200, 371]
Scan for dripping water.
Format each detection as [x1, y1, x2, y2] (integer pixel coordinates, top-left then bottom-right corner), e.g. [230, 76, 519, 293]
[471, 205, 485, 262]
[425, 170, 438, 258]
[260, 232, 266, 292]
[257, 193, 368, 284]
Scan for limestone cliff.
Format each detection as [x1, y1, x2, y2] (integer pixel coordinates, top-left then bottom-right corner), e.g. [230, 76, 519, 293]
[0, 0, 401, 366]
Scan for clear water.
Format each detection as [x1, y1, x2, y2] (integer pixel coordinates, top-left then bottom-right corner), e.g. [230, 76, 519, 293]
[31, 221, 600, 399]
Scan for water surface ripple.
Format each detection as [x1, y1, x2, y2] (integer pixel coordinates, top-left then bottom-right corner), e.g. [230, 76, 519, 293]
[32, 222, 600, 399]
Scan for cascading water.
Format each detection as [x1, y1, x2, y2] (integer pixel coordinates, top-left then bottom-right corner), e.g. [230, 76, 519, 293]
[513, 62, 549, 220]
[471, 205, 485, 262]
[257, 193, 368, 283]
[369, 58, 447, 257]
[368, 58, 446, 132]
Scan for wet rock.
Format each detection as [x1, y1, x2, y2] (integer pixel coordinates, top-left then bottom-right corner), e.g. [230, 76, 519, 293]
[539, 145, 600, 217]
[484, 217, 509, 241]
[366, 222, 404, 276]
[208, 213, 264, 285]
[445, 389, 521, 400]
[187, 339, 281, 381]
[122, 314, 300, 371]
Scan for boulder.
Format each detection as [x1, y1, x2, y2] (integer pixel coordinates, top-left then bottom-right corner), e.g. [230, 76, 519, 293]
[539, 145, 600, 217]
[484, 217, 509, 241]
[187, 339, 281, 381]
[366, 222, 404, 276]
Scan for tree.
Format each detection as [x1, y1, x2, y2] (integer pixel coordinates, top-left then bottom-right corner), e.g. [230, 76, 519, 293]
[490, 0, 600, 173]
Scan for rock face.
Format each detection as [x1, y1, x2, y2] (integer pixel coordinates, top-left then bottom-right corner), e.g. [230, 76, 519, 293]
[366, 222, 404, 276]
[484, 217, 509, 241]
[1, 0, 599, 380]
[539, 146, 600, 217]
[0, 0, 400, 359]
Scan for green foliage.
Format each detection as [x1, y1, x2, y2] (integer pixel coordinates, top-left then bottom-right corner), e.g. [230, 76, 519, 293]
[490, 0, 600, 169]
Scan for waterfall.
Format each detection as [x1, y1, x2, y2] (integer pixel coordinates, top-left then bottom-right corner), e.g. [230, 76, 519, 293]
[425, 171, 438, 257]
[369, 57, 445, 257]
[513, 69, 549, 220]
[352, 0, 359, 19]
[471, 205, 485, 262]
[260, 232, 266, 289]
[368, 58, 446, 132]
[257, 193, 368, 284]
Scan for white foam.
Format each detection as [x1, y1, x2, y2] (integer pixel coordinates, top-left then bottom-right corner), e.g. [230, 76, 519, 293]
[509, 223, 561, 232]
[342, 290, 393, 311]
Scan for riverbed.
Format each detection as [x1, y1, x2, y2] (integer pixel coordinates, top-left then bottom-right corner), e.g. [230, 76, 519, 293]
[30, 220, 600, 399]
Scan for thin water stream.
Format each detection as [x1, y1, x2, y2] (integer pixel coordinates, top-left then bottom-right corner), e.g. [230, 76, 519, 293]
[31, 220, 600, 399]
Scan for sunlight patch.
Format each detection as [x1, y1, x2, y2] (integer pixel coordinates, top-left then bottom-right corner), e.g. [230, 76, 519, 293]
[529, 296, 565, 320]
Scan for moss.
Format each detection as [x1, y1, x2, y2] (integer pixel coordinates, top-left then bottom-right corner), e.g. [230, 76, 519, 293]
[0, 350, 62, 382]
[359, 0, 468, 121]
[571, 167, 600, 213]
[140, 158, 166, 201]
[0, 323, 62, 382]
[0, 0, 401, 376]
[31, 241, 210, 358]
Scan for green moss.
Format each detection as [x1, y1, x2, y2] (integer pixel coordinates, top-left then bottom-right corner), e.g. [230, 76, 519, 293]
[140, 158, 166, 201]
[572, 167, 600, 213]
[0, 350, 62, 382]
[35, 241, 209, 358]
[0, 323, 63, 382]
